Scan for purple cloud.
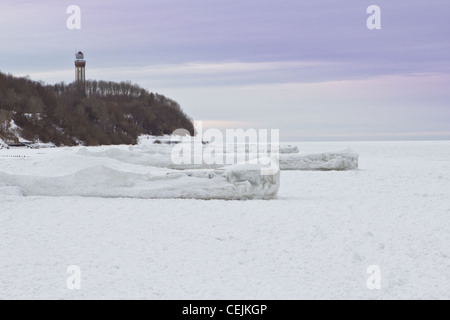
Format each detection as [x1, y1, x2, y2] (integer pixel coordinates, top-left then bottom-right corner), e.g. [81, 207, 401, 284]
[1, 0, 449, 140]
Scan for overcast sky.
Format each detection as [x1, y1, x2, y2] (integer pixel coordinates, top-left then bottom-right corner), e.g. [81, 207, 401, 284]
[1, 0, 449, 141]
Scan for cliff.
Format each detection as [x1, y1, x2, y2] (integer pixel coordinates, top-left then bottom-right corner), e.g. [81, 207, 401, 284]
[0, 72, 194, 146]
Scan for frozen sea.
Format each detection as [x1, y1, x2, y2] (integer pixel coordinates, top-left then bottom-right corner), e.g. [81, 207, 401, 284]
[0, 141, 449, 299]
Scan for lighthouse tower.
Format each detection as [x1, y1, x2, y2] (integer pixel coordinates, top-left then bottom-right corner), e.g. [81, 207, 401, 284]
[74, 51, 86, 84]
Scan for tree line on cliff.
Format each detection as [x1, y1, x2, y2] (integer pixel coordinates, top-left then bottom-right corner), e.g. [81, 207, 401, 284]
[0, 72, 194, 146]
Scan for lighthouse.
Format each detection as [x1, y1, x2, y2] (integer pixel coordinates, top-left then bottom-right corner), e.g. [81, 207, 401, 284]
[74, 51, 86, 84]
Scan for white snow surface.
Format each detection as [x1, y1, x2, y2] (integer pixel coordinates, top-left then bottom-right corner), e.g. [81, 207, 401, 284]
[0, 141, 449, 299]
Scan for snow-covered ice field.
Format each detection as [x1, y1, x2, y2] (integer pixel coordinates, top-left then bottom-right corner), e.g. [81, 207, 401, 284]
[0, 141, 449, 299]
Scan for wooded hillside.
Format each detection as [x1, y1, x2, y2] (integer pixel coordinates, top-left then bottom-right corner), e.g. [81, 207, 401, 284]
[0, 72, 194, 146]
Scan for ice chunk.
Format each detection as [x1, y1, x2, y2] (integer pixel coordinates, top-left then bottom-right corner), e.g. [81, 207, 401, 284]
[0, 164, 280, 200]
[0, 186, 24, 196]
[279, 145, 299, 154]
[280, 149, 359, 171]
[78, 146, 357, 171]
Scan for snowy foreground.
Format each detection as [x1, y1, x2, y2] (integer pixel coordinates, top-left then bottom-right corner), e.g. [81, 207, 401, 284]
[0, 141, 449, 299]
